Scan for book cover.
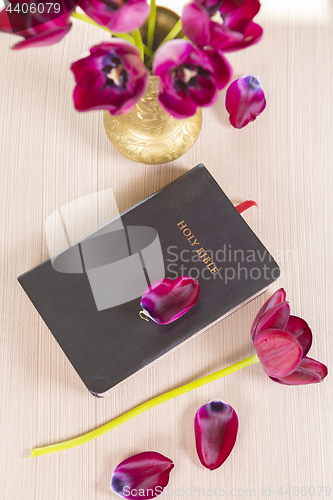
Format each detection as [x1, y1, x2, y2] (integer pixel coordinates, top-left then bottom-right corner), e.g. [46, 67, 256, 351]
[18, 164, 280, 396]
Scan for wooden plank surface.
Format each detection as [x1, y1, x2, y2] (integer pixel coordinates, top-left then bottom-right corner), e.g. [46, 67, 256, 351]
[0, 1, 332, 498]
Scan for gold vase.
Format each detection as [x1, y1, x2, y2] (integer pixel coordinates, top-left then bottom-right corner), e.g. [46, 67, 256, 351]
[103, 7, 202, 165]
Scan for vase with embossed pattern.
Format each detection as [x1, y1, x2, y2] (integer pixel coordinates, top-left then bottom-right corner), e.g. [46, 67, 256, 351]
[103, 7, 202, 165]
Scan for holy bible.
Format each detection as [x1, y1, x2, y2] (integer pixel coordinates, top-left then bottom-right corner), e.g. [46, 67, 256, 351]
[18, 164, 280, 396]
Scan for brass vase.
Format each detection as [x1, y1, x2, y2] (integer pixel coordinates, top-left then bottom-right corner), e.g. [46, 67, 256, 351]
[103, 8, 202, 165]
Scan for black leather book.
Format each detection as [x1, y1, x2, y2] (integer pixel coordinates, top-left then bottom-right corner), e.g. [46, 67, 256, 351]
[18, 164, 280, 396]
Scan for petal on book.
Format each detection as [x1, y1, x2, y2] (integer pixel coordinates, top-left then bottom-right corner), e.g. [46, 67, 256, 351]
[110, 451, 174, 499]
[194, 400, 238, 471]
[141, 277, 200, 324]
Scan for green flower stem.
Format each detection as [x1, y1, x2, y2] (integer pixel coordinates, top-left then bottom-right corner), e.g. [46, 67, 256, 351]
[147, 18, 183, 68]
[147, 0, 156, 51]
[71, 11, 133, 44]
[29, 354, 259, 458]
[132, 28, 144, 61]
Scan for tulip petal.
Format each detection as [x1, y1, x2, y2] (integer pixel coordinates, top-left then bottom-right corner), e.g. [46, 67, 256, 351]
[110, 451, 174, 499]
[194, 400, 238, 471]
[80, 0, 150, 33]
[141, 277, 200, 325]
[255, 301, 290, 336]
[271, 357, 328, 386]
[253, 329, 303, 378]
[285, 315, 312, 358]
[251, 288, 286, 339]
[225, 75, 266, 129]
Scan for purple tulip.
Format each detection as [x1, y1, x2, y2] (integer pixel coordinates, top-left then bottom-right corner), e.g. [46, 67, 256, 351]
[0, 2, 73, 50]
[70, 40, 150, 114]
[225, 75, 266, 128]
[153, 39, 232, 119]
[141, 276, 200, 325]
[79, 0, 150, 33]
[252, 289, 328, 385]
[110, 451, 174, 499]
[182, 0, 263, 53]
[194, 400, 238, 470]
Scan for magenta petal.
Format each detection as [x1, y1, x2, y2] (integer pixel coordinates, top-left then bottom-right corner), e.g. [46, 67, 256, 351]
[141, 277, 200, 324]
[226, 75, 266, 129]
[255, 301, 290, 336]
[251, 288, 286, 339]
[285, 315, 312, 358]
[253, 329, 303, 378]
[110, 451, 174, 499]
[271, 357, 328, 386]
[80, 0, 150, 32]
[194, 400, 238, 471]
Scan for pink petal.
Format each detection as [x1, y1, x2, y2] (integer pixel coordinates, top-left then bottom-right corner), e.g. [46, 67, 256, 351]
[255, 301, 290, 336]
[110, 451, 174, 499]
[253, 329, 303, 378]
[225, 75, 266, 129]
[12, 25, 71, 49]
[271, 357, 328, 386]
[285, 315, 312, 358]
[194, 400, 238, 471]
[251, 288, 286, 339]
[141, 277, 200, 324]
[235, 200, 258, 213]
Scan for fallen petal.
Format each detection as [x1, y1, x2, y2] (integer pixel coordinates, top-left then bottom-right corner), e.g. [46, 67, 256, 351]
[271, 357, 328, 385]
[253, 329, 303, 378]
[194, 400, 238, 471]
[226, 75, 266, 128]
[141, 277, 200, 324]
[285, 315, 312, 358]
[251, 289, 286, 339]
[110, 451, 174, 499]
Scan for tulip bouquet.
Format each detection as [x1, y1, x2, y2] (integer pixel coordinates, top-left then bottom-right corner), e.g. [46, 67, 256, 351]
[1, 0, 266, 127]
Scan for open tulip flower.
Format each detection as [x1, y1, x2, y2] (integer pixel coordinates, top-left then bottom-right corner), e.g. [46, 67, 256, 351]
[0, 1, 74, 49]
[182, 0, 263, 53]
[251, 288, 328, 385]
[153, 39, 232, 118]
[79, 0, 150, 33]
[71, 39, 150, 114]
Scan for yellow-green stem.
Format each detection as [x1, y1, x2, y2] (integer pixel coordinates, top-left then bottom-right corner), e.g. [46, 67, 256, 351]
[71, 11, 134, 44]
[147, 0, 156, 51]
[30, 354, 259, 457]
[147, 18, 182, 68]
[132, 29, 144, 61]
